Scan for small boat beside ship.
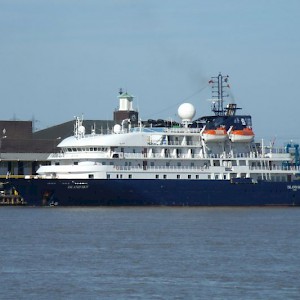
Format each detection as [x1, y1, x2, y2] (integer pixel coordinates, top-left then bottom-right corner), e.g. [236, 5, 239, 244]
[8, 73, 300, 206]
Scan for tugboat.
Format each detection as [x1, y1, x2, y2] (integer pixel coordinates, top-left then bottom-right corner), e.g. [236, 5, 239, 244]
[8, 73, 300, 206]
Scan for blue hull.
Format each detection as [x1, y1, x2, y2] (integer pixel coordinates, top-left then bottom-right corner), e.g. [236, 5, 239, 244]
[8, 178, 300, 206]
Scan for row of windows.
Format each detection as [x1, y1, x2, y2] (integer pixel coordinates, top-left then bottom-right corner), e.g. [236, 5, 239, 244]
[108, 174, 202, 179]
[107, 174, 288, 181]
[55, 161, 203, 167]
[64, 147, 108, 152]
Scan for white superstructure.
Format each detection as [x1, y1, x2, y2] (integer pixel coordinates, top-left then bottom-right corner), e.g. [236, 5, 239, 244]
[37, 106, 299, 183]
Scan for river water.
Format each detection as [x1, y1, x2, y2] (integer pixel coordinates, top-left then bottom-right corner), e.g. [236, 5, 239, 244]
[0, 207, 299, 299]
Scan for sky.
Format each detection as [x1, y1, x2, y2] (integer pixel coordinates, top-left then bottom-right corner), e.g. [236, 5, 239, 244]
[0, 0, 300, 144]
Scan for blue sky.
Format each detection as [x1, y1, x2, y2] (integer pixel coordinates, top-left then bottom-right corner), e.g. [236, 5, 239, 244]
[0, 0, 299, 143]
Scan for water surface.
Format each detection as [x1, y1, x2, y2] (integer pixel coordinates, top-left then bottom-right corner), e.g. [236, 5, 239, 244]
[0, 207, 299, 299]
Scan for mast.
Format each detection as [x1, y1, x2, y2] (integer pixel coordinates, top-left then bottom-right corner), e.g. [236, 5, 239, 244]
[209, 73, 230, 116]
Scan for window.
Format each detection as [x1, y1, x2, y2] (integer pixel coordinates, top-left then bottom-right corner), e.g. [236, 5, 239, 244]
[163, 175, 167, 179]
[177, 175, 180, 179]
[239, 160, 246, 166]
[188, 175, 191, 179]
[107, 174, 110, 179]
[213, 160, 220, 166]
[196, 175, 199, 179]
[128, 174, 132, 179]
[89, 174, 94, 179]
[74, 162, 78, 165]
[156, 175, 159, 179]
[55, 162, 60, 166]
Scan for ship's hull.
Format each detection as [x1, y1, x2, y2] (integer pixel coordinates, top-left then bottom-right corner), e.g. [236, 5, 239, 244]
[8, 178, 300, 206]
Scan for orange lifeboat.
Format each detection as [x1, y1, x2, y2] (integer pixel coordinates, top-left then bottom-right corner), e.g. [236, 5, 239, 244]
[229, 127, 254, 142]
[202, 127, 227, 142]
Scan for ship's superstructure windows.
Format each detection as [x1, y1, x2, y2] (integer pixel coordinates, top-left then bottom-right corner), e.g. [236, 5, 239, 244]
[213, 160, 220, 166]
[74, 162, 78, 165]
[239, 160, 246, 166]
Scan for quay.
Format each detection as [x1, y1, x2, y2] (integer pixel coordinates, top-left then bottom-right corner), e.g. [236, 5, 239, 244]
[0, 180, 26, 206]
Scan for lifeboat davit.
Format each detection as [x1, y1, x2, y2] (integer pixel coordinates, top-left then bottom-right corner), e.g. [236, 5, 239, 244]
[229, 127, 254, 143]
[202, 127, 227, 142]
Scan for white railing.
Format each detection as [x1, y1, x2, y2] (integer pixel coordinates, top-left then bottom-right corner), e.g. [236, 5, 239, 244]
[48, 150, 293, 161]
[249, 166, 300, 172]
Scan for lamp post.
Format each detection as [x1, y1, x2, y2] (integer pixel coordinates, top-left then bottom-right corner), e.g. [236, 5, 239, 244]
[0, 128, 7, 160]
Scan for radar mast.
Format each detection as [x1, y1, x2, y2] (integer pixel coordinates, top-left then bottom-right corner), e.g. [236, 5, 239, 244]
[209, 73, 230, 116]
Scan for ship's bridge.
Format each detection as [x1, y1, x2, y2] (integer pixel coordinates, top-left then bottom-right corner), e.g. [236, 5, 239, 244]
[194, 115, 252, 130]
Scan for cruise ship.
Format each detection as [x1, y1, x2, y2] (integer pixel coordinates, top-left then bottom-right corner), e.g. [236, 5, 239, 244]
[8, 74, 300, 206]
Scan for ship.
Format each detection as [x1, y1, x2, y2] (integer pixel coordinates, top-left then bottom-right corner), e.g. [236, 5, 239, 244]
[8, 74, 300, 206]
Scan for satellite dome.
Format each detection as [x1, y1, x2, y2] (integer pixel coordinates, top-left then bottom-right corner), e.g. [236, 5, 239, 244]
[113, 124, 122, 134]
[178, 103, 196, 122]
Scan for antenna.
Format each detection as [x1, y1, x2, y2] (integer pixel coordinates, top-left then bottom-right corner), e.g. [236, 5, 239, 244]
[209, 73, 230, 116]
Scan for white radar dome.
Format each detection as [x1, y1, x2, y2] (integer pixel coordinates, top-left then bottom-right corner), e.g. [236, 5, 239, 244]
[113, 124, 122, 134]
[177, 103, 196, 122]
